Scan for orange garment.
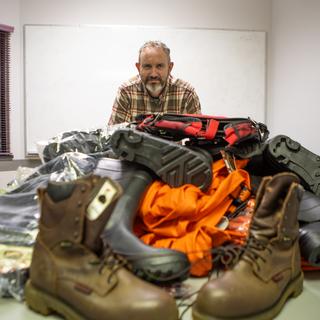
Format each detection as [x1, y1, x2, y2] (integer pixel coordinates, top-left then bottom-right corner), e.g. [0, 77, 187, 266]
[134, 158, 251, 276]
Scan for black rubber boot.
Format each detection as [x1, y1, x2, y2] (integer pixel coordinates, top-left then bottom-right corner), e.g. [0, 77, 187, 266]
[299, 190, 320, 223]
[299, 222, 320, 267]
[110, 128, 212, 191]
[298, 191, 320, 267]
[95, 158, 191, 284]
[264, 135, 320, 195]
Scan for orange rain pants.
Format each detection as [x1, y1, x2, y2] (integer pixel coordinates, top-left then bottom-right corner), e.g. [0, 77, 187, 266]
[134, 158, 251, 276]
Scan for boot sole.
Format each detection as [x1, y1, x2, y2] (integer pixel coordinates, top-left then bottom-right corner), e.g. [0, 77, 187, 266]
[110, 128, 212, 190]
[266, 135, 320, 195]
[25, 280, 85, 320]
[125, 251, 190, 284]
[192, 272, 304, 320]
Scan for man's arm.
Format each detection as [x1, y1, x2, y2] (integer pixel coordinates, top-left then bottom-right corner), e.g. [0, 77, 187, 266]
[183, 90, 201, 115]
[108, 89, 131, 125]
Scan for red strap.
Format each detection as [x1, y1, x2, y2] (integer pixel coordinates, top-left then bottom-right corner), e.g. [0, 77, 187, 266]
[224, 122, 257, 146]
[203, 119, 219, 139]
[154, 120, 202, 136]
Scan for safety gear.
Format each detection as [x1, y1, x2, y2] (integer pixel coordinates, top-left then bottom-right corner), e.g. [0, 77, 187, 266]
[135, 113, 269, 147]
[95, 159, 191, 284]
[110, 127, 213, 191]
[265, 135, 320, 196]
[193, 172, 304, 320]
[25, 175, 179, 320]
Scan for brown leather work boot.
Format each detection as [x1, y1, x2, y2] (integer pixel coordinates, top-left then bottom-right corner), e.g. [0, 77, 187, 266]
[193, 172, 304, 320]
[25, 174, 179, 320]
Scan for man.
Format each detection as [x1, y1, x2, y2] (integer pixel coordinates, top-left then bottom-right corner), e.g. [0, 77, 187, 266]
[108, 41, 201, 125]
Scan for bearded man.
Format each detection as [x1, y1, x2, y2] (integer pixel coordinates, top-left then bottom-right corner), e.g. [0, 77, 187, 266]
[108, 41, 201, 125]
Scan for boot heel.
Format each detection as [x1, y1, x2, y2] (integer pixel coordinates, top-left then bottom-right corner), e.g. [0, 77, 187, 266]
[266, 135, 320, 195]
[24, 280, 52, 315]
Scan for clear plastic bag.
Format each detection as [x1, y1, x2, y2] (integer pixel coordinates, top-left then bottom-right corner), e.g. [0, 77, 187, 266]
[0, 153, 99, 247]
[0, 244, 32, 301]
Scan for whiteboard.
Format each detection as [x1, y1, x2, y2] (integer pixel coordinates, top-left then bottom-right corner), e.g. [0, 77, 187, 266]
[24, 25, 266, 155]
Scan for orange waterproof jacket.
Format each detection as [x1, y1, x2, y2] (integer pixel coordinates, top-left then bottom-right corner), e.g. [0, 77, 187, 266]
[134, 158, 251, 276]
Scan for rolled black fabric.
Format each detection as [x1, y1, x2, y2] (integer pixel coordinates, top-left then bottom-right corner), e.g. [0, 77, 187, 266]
[298, 191, 320, 223]
[299, 222, 320, 266]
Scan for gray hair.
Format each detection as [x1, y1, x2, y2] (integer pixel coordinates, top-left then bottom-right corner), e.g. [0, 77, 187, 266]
[138, 41, 171, 62]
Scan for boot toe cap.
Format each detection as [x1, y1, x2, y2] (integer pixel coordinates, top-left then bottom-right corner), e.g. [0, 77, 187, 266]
[130, 294, 179, 320]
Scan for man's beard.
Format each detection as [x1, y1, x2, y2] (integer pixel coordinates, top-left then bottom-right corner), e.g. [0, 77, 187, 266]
[145, 76, 166, 97]
[146, 82, 164, 97]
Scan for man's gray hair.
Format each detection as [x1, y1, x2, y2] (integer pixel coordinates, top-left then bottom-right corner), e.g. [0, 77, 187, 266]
[138, 41, 171, 62]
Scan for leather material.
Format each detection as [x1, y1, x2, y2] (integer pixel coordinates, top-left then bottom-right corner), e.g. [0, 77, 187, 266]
[25, 174, 179, 320]
[193, 172, 304, 320]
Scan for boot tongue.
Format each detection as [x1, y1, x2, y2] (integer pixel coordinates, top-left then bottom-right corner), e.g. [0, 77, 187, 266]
[47, 181, 76, 202]
[83, 177, 122, 254]
[250, 173, 300, 240]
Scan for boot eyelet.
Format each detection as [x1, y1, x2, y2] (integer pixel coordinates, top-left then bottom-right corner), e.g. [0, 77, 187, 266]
[98, 195, 106, 204]
[60, 240, 72, 248]
[77, 201, 82, 207]
[81, 186, 86, 192]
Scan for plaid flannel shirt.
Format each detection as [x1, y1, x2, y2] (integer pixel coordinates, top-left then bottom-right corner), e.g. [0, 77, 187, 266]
[108, 75, 201, 125]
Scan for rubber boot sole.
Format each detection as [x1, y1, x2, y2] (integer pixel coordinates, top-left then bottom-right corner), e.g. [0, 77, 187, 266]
[25, 280, 85, 320]
[266, 135, 320, 195]
[192, 272, 304, 320]
[110, 128, 212, 191]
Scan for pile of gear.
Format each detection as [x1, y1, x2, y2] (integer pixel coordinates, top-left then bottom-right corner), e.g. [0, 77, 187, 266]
[1, 112, 320, 320]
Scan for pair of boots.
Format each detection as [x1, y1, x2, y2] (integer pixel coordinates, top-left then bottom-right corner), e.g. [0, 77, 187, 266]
[25, 171, 304, 320]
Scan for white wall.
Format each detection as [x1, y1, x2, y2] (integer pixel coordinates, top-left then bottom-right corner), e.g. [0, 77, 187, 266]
[2, 0, 271, 159]
[20, 0, 271, 29]
[269, 0, 320, 153]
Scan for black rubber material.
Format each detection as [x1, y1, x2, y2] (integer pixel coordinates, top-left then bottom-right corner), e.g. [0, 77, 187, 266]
[227, 141, 267, 159]
[299, 222, 320, 266]
[100, 166, 190, 284]
[110, 128, 212, 191]
[298, 191, 320, 223]
[265, 135, 320, 196]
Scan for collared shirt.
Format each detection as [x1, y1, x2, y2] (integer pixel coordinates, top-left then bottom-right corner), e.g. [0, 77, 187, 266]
[108, 75, 201, 125]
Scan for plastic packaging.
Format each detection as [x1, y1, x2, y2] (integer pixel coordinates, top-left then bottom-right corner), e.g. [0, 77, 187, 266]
[41, 124, 130, 163]
[0, 244, 32, 301]
[0, 153, 99, 247]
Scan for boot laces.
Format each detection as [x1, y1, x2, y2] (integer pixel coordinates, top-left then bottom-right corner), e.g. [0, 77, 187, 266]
[89, 245, 129, 284]
[104, 245, 129, 283]
[211, 244, 244, 270]
[242, 235, 272, 271]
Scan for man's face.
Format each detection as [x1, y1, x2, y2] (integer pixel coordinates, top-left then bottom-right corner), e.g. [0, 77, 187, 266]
[136, 47, 173, 97]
